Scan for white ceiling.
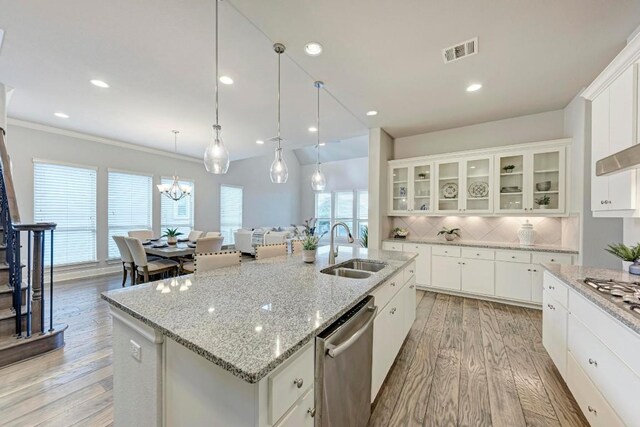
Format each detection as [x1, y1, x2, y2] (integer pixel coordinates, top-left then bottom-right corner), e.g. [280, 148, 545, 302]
[1, 0, 640, 162]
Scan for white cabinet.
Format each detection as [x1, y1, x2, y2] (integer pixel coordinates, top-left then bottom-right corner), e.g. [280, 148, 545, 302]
[371, 299, 393, 401]
[435, 160, 462, 213]
[431, 255, 461, 290]
[388, 162, 434, 214]
[590, 65, 639, 215]
[435, 157, 493, 214]
[461, 258, 494, 296]
[403, 276, 416, 334]
[275, 388, 315, 427]
[403, 243, 431, 286]
[495, 261, 533, 301]
[542, 288, 568, 377]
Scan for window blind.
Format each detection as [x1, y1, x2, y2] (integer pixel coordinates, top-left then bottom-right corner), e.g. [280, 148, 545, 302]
[220, 185, 242, 245]
[160, 178, 194, 236]
[315, 192, 332, 237]
[34, 161, 97, 266]
[334, 191, 354, 237]
[357, 190, 369, 241]
[108, 171, 153, 259]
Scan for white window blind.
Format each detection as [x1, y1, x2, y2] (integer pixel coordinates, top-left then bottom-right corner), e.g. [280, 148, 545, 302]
[220, 185, 242, 245]
[108, 171, 153, 259]
[334, 191, 354, 237]
[160, 178, 194, 236]
[315, 192, 332, 237]
[34, 161, 97, 266]
[357, 190, 368, 241]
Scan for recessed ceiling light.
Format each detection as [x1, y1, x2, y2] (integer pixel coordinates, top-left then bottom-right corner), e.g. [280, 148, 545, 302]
[366, 110, 378, 116]
[219, 76, 234, 85]
[304, 42, 323, 56]
[90, 79, 110, 88]
[54, 112, 69, 119]
[466, 83, 482, 92]
[319, 142, 326, 146]
[256, 140, 264, 145]
[308, 126, 318, 132]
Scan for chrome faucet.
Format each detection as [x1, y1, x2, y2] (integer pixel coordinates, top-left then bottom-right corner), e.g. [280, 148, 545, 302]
[328, 221, 354, 265]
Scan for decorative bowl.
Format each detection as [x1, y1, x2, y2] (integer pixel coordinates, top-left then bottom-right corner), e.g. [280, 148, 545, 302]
[536, 181, 551, 191]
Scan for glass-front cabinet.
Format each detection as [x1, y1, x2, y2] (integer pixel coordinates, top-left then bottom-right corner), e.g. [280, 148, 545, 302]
[388, 162, 434, 214]
[412, 164, 432, 213]
[494, 147, 565, 214]
[436, 161, 461, 213]
[464, 157, 492, 213]
[390, 166, 409, 213]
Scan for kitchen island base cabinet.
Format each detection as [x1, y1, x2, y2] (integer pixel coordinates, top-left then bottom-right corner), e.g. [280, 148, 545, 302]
[542, 287, 567, 376]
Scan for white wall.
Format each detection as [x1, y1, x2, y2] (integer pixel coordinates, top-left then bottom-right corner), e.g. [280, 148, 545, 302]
[300, 157, 368, 220]
[394, 110, 565, 159]
[368, 128, 393, 249]
[5, 121, 301, 278]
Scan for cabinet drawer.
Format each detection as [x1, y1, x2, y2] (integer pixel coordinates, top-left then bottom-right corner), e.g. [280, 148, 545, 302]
[532, 252, 573, 265]
[542, 271, 568, 309]
[269, 344, 314, 424]
[370, 271, 402, 311]
[568, 315, 639, 426]
[404, 261, 416, 283]
[382, 241, 403, 252]
[274, 387, 314, 427]
[495, 250, 531, 263]
[569, 290, 640, 377]
[566, 352, 624, 427]
[402, 243, 423, 253]
[461, 248, 494, 260]
[431, 246, 461, 257]
[542, 290, 567, 377]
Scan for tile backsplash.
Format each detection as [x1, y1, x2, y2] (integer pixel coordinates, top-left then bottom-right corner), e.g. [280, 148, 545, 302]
[392, 215, 579, 249]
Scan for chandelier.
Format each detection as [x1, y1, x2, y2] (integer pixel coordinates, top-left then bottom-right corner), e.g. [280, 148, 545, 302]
[158, 130, 192, 201]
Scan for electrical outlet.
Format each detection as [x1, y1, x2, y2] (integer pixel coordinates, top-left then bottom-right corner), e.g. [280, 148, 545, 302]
[130, 339, 141, 362]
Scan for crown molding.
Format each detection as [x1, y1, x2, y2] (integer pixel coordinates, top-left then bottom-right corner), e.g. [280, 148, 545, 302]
[6, 118, 203, 164]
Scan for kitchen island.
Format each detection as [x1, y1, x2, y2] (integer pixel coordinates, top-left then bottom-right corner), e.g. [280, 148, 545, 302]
[101, 246, 417, 427]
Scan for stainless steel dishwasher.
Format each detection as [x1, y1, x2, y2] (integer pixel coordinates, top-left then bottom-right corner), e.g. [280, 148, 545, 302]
[315, 295, 377, 427]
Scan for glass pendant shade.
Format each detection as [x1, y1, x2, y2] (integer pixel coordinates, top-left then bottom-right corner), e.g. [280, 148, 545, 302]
[270, 147, 288, 183]
[311, 165, 326, 191]
[204, 125, 229, 174]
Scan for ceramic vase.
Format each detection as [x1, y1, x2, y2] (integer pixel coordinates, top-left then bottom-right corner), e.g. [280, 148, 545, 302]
[302, 249, 317, 263]
[445, 234, 455, 241]
[167, 236, 177, 246]
[517, 220, 536, 246]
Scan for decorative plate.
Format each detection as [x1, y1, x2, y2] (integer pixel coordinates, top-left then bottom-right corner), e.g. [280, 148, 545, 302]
[468, 181, 489, 198]
[441, 182, 458, 199]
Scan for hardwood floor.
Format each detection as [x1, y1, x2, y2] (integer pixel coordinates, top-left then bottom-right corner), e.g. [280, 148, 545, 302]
[0, 276, 587, 426]
[370, 292, 588, 427]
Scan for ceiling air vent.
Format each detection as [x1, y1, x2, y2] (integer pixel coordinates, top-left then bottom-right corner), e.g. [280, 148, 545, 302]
[442, 37, 478, 64]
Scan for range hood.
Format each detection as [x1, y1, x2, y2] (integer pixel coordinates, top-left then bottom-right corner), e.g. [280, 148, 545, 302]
[596, 144, 640, 176]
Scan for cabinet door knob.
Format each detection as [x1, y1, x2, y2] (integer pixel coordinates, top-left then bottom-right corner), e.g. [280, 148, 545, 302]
[293, 378, 304, 388]
[533, 269, 537, 272]
[588, 358, 598, 367]
[588, 406, 597, 415]
[601, 200, 604, 204]
[390, 307, 397, 314]
[550, 258, 555, 262]
[511, 256, 516, 259]
[547, 304, 555, 310]
[307, 407, 316, 418]
[549, 285, 555, 290]
[409, 285, 415, 289]
[390, 282, 396, 287]
[527, 268, 531, 272]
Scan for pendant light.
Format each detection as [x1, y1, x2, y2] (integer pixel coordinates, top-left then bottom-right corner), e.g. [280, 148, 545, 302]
[203, 0, 230, 174]
[158, 131, 192, 201]
[270, 43, 288, 184]
[311, 81, 327, 191]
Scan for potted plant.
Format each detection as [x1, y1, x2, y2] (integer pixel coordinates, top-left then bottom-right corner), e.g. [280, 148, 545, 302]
[393, 227, 409, 239]
[163, 228, 183, 246]
[437, 227, 461, 241]
[417, 172, 427, 179]
[535, 195, 551, 209]
[301, 233, 324, 263]
[502, 165, 516, 173]
[360, 225, 368, 248]
[605, 243, 640, 274]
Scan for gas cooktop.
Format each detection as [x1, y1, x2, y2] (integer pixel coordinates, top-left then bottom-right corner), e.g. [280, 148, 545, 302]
[583, 277, 640, 316]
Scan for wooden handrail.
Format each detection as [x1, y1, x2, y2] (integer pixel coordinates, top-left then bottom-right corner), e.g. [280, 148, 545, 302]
[0, 127, 20, 225]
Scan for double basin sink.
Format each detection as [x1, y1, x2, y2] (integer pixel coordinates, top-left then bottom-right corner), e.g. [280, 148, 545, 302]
[321, 259, 386, 279]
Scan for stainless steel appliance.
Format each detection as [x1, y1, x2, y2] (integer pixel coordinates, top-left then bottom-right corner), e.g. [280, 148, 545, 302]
[583, 277, 640, 316]
[315, 295, 377, 427]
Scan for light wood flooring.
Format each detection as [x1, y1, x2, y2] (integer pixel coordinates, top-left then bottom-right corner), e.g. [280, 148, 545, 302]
[0, 276, 587, 426]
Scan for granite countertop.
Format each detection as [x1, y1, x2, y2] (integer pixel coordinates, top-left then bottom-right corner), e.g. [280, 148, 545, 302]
[542, 263, 640, 335]
[101, 246, 416, 384]
[383, 237, 578, 254]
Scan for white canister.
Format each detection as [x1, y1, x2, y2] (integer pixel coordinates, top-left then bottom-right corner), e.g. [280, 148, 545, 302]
[517, 220, 536, 246]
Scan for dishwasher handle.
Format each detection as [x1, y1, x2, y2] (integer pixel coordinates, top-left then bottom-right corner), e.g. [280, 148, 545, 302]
[326, 305, 378, 358]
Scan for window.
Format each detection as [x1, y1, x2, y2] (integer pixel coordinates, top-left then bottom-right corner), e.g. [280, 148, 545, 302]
[313, 190, 368, 243]
[357, 190, 368, 241]
[34, 161, 97, 266]
[314, 192, 332, 237]
[220, 185, 242, 245]
[108, 171, 152, 259]
[161, 177, 194, 236]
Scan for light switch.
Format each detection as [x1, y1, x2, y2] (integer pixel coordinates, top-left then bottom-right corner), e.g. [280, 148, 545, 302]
[130, 339, 141, 362]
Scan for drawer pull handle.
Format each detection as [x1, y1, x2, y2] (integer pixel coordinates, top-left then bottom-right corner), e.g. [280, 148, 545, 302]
[549, 285, 555, 290]
[547, 304, 555, 310]
[307, 408, 316, 418]
[410, 269, 414, 274]
[588, 358, 598, 367]
[293, 378, 304, 388]
[511, 256, 516, 259]
[550, 259, 555, 262]
[527, 268, 531, 272]
[390, 282, 396, 287]
[409, 285, 415, 289]
[533, 269, 537, 272]
[588, 406, 597, 415]
[476, 253, 480, 256]
[390, 307, 397, 314]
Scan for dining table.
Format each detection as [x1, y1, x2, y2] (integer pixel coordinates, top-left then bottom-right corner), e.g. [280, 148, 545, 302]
[144, 240, 195, 259]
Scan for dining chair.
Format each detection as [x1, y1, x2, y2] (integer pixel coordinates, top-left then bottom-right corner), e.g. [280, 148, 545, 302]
[124, 237, 179, 284]
[113, 235, 135, 287]
[128, 229, 154, 240]
[255, 243, 288, 260]
[196, 236, 224, 253]
[187, 230, 204, 241]
[291, 240, 304, 254]
[205, 231, 222, 238]
[186, 251, 241, 274]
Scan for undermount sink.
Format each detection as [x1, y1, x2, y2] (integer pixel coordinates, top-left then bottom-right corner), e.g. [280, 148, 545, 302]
[338, 260, 386, 273]
[322, 268, 372, 279]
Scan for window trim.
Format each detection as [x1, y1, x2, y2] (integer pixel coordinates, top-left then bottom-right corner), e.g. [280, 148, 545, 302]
[315, 189, 368, 244]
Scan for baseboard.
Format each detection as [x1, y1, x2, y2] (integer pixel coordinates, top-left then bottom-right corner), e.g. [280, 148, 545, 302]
[46, 265, 121, 284]
[416, 285, 542, 310]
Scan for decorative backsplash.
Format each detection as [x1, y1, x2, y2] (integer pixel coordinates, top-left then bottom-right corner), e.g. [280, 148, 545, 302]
[392, 215, 580, 249]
